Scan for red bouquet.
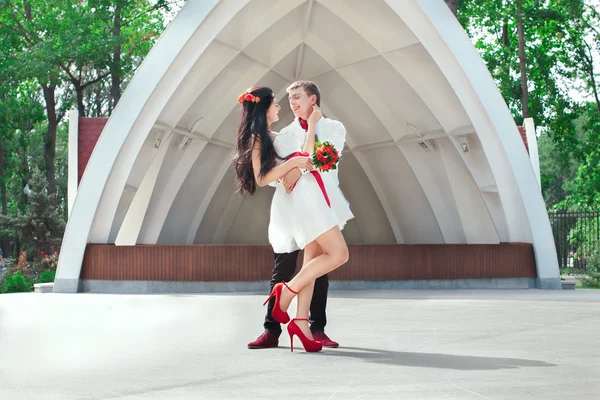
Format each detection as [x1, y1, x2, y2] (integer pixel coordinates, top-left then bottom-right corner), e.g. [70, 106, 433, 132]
[312, 141, 340, 172]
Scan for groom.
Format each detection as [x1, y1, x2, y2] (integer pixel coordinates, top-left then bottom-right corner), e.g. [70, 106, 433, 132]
[248, 80, 347, 349]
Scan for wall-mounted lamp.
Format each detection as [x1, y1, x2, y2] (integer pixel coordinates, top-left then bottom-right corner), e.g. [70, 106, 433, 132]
[458, 135, 470, 153]
[179, 136, 192, 150]
[418, 140, 434, 152]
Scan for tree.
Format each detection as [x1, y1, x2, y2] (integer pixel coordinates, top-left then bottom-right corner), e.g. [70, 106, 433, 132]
[0, 81, 45, 216]
[0, 0, 183, 291]
[0, 0, 176, 197]
[538, 125, 580, 209]
[0, 167, 66, 258]
[459, 0, 586, 127]
[446, 0, 460, 16]
[454, 0, 600, 211]
[0, 0, 73, 196]
[89, 0, 173, 111]
[561, 103, 600, 209]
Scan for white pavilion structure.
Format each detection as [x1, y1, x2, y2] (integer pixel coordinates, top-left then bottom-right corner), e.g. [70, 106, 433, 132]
[54, 0, 561, 293]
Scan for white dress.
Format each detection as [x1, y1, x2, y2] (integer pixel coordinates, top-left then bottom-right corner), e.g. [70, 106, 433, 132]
[268, 131, 354, 253]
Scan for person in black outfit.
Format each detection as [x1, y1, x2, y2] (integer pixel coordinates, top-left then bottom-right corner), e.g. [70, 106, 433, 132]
[248, 250, 338, 348]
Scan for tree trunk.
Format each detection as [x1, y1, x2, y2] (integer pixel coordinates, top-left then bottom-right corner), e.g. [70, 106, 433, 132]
[0, 138, 7, 257]
[20, 145, 29, 190]
[95, 68, 104, 116]
[111, 2, 122, 110]
[23, 0, 32, 20]
[592, 74, 600, 113]
[42, 84, 58, 196]
[502, 20, 509, 47]
[502, 19, 511, 93]
[589, 65, 600, 113]
[0, 139, 7, 215]
[74, 81, 86, 117]
[583, 43, 600, 113]
[517, 1, 529, 119]
[445, 0, 460, 16]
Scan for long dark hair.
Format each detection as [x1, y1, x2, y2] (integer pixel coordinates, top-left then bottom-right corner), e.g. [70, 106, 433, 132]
[233, 86, 277, 196]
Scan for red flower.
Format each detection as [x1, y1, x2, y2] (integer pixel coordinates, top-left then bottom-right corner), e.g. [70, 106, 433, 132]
[316, 148, 324, 161]
[244, 93, 254, 102]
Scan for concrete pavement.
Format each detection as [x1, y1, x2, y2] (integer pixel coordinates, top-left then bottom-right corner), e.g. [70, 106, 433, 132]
[1, 289, 599, 399]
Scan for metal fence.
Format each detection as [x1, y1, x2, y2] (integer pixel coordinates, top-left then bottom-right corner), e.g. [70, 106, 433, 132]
[548, 211, 600, 269]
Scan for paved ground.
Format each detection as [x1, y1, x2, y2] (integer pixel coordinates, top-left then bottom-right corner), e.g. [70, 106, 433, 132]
[1, 289, 600, 399]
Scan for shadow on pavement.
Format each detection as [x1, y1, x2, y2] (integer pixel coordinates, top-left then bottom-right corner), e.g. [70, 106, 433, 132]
[317, 346, 556, 370]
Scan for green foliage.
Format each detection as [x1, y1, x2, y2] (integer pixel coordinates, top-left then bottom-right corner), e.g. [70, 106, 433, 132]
[38, 269, 56, 284]
[538, 130, 579, 208]
[567, 104, 600, 208]
[549, 103, 600, 210]
[0, 248, 58, 292]
[0, 167, 66, 256]
[576, 246, 600, 288]
[456, 1, 600, 211]
[459, 0, 584, 129]
[1, 271, 33, 293]
[0, 1, 183, 269]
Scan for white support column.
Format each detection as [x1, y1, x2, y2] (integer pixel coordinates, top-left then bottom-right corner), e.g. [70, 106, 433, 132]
[67, 109, 79, 218]
[524, 118, 541, 190]
[320, 103, 405, 243]
[211, 194, 244, 244]
[115, 133, 174, 245]
[185, 158, 232, 244]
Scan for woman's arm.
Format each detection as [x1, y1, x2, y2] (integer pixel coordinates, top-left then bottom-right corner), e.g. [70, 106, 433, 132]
[252, 138, 311, 187]
[302, 105, 322, 154]
[303, 123, 317, 154]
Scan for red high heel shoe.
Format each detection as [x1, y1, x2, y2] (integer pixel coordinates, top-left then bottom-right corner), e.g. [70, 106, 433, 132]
[287, 318, 323, 353]
[263, 281, 297, 324]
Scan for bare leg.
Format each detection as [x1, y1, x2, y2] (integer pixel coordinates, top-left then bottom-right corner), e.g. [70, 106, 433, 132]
[294, 242, 322, 340]
[280, 226, 348, 312]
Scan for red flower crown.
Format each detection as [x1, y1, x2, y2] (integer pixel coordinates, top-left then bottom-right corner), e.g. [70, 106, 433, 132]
[238, 92, 261, 104]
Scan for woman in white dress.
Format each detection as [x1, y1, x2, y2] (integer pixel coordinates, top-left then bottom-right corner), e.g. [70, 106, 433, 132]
[234, 86, 353, 352]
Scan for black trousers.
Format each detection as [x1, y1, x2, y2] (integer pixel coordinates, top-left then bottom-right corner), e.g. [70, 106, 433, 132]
[263, 250, 329, 338]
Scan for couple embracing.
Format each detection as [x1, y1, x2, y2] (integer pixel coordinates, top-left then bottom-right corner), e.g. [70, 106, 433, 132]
[233, 81, 353, 353]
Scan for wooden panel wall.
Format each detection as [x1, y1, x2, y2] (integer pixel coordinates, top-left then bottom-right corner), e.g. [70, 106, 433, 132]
[80, 243, 537, 281]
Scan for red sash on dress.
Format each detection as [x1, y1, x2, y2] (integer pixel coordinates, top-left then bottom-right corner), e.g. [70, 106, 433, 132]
[286, 152, 331, 208]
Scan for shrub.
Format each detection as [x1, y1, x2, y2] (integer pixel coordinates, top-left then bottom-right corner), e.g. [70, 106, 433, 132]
[0, 250, 58, 292]
[1, 271, 33, 293]
[576, 246, 600, 288]
[37, 269, 56, 283]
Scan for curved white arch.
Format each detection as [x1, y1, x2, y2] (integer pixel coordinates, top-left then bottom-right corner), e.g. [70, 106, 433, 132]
[55, 0, 248, 292]
[296, 36, 446, 242]
[302, 3, 496, 243]
[55, 0, 560, 292]
[385, 0, 557, 285]
[87, 0, 251, 244]
[136, 4, 315, 244]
